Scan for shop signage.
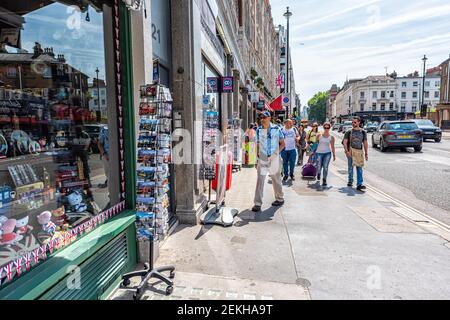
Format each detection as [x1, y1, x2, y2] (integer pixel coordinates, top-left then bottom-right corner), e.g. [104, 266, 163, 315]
[222, 77, 233, 93]
[151, 0, 171, 67]
[203, 95, 211, 106]
[257, 101, 265, 110]
[207, 77, 219, 93]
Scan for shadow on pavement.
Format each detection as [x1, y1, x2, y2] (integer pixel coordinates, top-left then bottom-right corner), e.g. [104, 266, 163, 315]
[235, 207, 279, 228]
[338, 187, 359, 197]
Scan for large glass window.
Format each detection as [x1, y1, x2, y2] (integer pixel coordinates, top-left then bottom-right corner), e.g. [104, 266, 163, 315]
[0, 1, 120, 284]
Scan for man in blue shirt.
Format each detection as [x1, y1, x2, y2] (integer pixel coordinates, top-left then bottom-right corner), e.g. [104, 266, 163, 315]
[252, 111, 286, 212]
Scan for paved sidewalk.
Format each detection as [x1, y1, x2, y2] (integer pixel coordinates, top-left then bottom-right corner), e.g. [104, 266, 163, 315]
[111, 162, 450, 300]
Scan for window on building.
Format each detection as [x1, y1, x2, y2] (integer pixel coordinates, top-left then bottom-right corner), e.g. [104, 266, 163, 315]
[413, 81, 418, 87]
[0, 2, 121, 283]
[402, 82, 407, 87]
[435, 81, 440, 87]
[390, 91, 394, 98]
[425, 81, 430, 87]
[401, 92, 407, 99]
[373, 91, 377, 98]
[360, 103, 364, 111]
[101, 99, 106, 105]
[435, 91, 440, 99]
[360, 92, 365, 98]
[381, 91, 386, 98]
[6, 67, 17, 78]
[412, 102, 418, 112]
[381, 103, 386, 111]
[413, 92, 418, 99]
[401, 103, 406, 112]
[389, 102, 394, 111]
[372, 103, 377, 111]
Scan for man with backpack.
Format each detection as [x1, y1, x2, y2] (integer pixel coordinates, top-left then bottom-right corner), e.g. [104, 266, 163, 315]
[252, 111, 286, 212]
[342, 117, 369, 192]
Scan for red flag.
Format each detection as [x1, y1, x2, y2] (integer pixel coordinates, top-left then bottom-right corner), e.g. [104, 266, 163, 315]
[270, 95, 283, 111]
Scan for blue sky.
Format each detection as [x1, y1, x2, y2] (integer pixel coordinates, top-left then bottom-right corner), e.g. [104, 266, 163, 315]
[20, 3, 106, 81]
[270, 0, 450, 106]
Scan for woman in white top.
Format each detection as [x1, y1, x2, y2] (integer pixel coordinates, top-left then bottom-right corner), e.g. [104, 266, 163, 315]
[315, 122, 336, 186]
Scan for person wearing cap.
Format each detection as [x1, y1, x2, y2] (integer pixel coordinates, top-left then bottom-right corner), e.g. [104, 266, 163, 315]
[252, 111, 286, 212]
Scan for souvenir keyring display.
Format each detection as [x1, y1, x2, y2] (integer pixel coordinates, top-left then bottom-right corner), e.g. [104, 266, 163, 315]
[0, 133, 7, 158]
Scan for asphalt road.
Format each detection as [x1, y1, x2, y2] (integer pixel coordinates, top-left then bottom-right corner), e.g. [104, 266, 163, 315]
[332, 130, 450, 226]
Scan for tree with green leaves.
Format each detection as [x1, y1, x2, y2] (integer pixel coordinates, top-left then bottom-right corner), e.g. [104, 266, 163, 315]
[307, 91, 329, 123]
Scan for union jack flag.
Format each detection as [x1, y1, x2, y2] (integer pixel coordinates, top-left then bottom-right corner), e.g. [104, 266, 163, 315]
[276, 73, 285, 88]
[40, 244, 47, 260]
[24, 253, 32, 270]
[48, 239, 55, 255]
[14, 257, 22, 276]
[32, 248, 40, 264]
[4, 263, 13, 281]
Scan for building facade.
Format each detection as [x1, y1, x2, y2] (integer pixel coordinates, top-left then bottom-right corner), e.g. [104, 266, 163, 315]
[276, 24, 297, 116]
[396, 74, 440, 117]
[88, 79, 108, 119]
[437, 57, 450, 129]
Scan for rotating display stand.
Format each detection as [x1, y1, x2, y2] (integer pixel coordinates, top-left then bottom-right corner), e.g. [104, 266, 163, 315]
[121, 84, 175, 300]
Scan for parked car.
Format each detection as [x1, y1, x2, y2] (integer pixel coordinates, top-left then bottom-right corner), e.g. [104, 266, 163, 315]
[412, 119, 442, 142]
[364, 122, 378, 133]
[84, 124, 105, 154]
[340, 121, 353, 133]
[372, 121, 423, 152]
[332, 123, 343, 131]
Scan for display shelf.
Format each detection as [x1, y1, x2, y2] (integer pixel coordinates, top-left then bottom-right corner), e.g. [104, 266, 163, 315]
[135, 84, 174, 245]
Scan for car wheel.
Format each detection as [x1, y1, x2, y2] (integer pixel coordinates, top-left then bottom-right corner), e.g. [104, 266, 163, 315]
[414, 146, 423, 153]
[435, 138, 441, 143]
[371, 136, 377, 148]
[380, 139, 387, 152]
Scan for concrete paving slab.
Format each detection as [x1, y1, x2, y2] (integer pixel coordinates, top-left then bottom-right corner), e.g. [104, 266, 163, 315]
[111, 271, 310, 301]
[348, 206, 428, 234]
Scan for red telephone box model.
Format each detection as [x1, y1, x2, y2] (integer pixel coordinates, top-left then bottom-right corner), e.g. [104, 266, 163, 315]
[212, 151, 233, 191]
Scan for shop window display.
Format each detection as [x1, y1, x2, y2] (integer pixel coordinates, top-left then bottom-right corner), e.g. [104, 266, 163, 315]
[0, 1, 122, 285]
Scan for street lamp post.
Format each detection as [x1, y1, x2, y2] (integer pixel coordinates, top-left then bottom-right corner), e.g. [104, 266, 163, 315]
[95, 67, 101, 122]
[421, 55, 428, 118]
[284, 6, 293, 119]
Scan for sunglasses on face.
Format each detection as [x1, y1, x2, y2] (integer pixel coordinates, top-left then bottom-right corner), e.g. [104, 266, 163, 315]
[324, 127, 331, 129]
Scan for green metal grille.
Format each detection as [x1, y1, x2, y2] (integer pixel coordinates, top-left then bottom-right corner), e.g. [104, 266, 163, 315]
[39, 233, 128, 300]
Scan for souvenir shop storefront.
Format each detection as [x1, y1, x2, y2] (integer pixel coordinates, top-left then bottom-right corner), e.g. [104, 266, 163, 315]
[0, 0, 139, 299]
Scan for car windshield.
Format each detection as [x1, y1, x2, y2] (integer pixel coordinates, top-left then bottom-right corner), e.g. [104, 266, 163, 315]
[387, 122, 418, 130]
[416, 120, 434, 126]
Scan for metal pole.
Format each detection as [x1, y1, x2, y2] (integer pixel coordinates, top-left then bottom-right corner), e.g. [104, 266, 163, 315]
[96, 67, 101, 122]
[421, 55, 427, 118]
[284, 7, 293, 119]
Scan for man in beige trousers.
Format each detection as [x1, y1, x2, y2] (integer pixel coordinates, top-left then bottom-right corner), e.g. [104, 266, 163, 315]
[252, 111, 286, 212]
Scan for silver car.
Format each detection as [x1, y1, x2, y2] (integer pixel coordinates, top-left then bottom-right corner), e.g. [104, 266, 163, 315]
[372, 121, 423, 152]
